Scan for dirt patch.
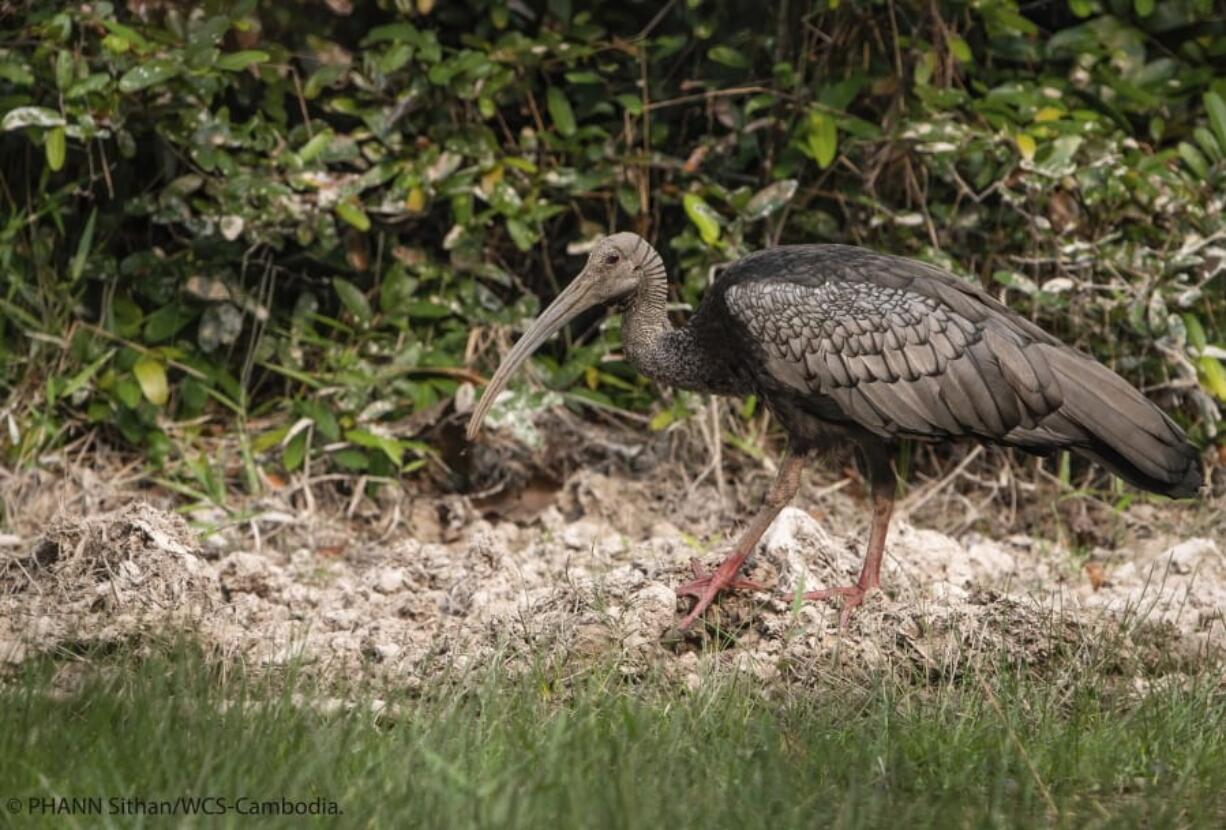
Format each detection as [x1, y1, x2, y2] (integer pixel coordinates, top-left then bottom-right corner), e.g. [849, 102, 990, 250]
[1, 504, 218, 664]
[2, 469, 1221, 688]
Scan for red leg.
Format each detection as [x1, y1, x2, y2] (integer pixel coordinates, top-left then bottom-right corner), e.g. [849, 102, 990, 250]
[804, 453, 895, 626]
[675, 450, 807, 630]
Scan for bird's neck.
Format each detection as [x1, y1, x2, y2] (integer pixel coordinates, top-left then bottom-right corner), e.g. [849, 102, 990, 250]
[621, 267, 733, 394]
[622, 268, 671, 368]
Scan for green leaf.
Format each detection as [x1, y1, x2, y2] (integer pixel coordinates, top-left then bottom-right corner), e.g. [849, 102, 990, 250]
[300, 400, 340, 442]
[1149, 116, 1165, 143]
[1179, 142, 1209, 179]
[115, 377, 142, 409]
[216, 50, 269, 71]
[1183, 314, 1207, 352]
[0, 61, 34, 86]
[345, 429, 403, 466]
[335, 201, 371, 231]
[118, 60, 180, 93]
[744, 179, 798, 221]
[506, 217, 537, 251]
[252, 425, 289, 454]
[100, 19, 150, 52]
[332, 278, 372, 323]
[1193, 127, 1222, 163]
[1199, 356, 1226, 401]
[648, 409, 676, 431]
[332, 448, 369, 471]
[407, 301, 452, 319]
[297, 129, 334, 163]
[1037, 134, 1081, 174]
[948, 35, 972, 64]
[682, 193, 722, 245]
[380, 267, 417, 315]
[54, 49, 74, 90]
[1134, 0, 1154, 16]
[1039, 106, 1069, 123]
[989, 7, 1038, 35]
[45, 126, 66, 171]
[282, 431, 308, 472]
[1, 106, 64, 130]
[546, 87, 576, 137]
[56, 350, 114, 404]
[707, 46, 749, 68]
[70, 207, 96, 283]
[1016, 133, 1037, 161]
[1204, 92, 1226, 156]
[802, 112, 838, 169]
[143, 304, 194, 343]
[133, 358, 169, 406]
[615, 94, 642, 116]
[740, 395, 757, 420]
[362, 22, 421, 45]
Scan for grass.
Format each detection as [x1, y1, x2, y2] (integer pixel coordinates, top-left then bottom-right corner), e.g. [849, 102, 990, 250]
[2, 642, 1225, 829]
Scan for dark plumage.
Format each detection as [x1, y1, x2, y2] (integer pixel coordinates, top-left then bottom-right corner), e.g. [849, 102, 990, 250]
[702, 245, 1201, 498]
[468, 234, 1203, 629]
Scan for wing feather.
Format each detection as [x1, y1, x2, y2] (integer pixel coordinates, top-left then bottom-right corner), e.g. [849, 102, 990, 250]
[708, 244, 1199, 496]
[723, 275, 1059, 441]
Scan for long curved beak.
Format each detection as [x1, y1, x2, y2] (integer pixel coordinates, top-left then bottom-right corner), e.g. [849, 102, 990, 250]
[466, 271, 599, 440]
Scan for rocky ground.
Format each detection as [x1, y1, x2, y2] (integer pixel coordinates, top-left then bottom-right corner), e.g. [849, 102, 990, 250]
[2, 454, 1223, 691]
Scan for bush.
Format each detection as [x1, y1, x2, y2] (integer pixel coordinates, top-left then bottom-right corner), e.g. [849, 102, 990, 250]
[0, 0, 1222, 493]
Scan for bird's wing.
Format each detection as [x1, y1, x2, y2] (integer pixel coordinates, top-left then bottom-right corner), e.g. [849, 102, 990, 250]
[723, 275, 1065, 440]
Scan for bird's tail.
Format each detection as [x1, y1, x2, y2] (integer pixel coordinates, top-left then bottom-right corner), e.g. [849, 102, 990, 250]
[1005, 345, 1202, 498]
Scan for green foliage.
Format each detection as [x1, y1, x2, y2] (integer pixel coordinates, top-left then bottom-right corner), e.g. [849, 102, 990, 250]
[0, 0, 1222, 492]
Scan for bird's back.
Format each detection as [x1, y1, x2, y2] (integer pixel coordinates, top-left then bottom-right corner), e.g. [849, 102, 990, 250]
[695, 244, 1201, 498]
[712, 244, 1056, 342]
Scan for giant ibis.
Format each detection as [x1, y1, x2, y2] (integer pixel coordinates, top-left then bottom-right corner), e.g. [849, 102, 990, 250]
[466, 233, 1203, 629]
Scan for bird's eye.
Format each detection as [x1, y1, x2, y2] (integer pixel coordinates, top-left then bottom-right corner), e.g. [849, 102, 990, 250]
[604, 252, 621, 265]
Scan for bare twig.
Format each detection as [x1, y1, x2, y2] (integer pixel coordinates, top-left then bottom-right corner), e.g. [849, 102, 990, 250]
[645, 85, 794, 113]
[897, 445, 984, 519]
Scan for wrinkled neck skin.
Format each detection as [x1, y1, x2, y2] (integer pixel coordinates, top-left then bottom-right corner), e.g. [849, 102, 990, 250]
[621, 267, 670, 371]
[620, 265, 728, 394]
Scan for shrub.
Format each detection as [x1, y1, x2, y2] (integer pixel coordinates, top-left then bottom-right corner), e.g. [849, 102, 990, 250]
[0, 0, 1221, 493]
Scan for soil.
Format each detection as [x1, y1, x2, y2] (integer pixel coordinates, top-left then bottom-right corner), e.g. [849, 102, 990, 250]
[3, 449, 1223, 689]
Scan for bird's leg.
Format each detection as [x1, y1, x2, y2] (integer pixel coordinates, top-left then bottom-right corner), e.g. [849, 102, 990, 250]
[804, 451, 895, 626]
[675, 450, 807, 630]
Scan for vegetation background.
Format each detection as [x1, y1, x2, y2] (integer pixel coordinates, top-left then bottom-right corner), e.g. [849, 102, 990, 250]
[2, 5, 1226, 827]
[1, 0, 1223, 506]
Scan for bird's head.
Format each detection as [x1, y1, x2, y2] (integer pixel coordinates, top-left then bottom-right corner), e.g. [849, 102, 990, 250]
[466, 232, 662, 440]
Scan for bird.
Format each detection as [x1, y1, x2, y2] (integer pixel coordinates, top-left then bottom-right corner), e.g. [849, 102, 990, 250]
[466, 232, 1203, 629]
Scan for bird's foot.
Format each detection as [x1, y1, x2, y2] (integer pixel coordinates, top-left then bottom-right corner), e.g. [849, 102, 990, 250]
[675, 559, 766, 598]
[674, 558, 766, 630]
[803, 583, 874, 628]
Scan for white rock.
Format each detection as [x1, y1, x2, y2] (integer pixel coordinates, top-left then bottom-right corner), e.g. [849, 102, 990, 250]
[649, 521, 683, 540]
[1152, 538, 1221, 575]
[627, 583, 677, 639]
[763, 507, 834, 553]
[761, 507, 842, 594]
[374, 568, 405, 594]
[561, 519, 604, 551]
[323, 608, 359, 629]
[217, 551, 281, 595]
[372, 642, 401, 662]
[963, 538, 1018, 582]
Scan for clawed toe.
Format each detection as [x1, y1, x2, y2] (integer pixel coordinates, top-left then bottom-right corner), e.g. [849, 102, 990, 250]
[809, 585, 870, 625]
[674, 557, 769, 630]
[675, 560, 766, 599]
[802, 584, 872, 627]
